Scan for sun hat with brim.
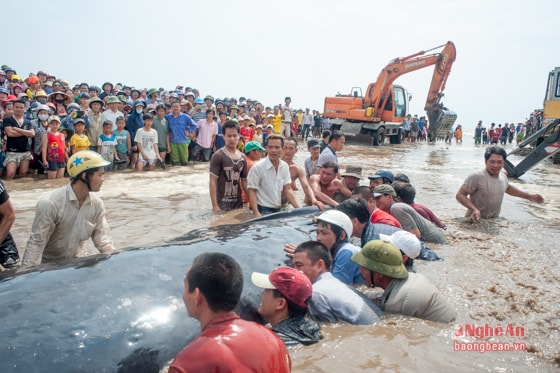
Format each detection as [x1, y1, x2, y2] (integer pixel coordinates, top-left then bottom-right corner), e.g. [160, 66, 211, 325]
[379, 231, 421, 259]
[342, 165, 362, 179]
[105, 96, 121, 105]
[244, 141, 266, 153]
[147, 88, 158, 96]
[351, 240, 408, 279]
[251, 267, 312, 309]
[47, 91, 71, 104]
[89, 97, 104, 108]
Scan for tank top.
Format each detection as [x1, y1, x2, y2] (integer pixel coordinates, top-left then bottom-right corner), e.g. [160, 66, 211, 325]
[46, 131, 65, 162]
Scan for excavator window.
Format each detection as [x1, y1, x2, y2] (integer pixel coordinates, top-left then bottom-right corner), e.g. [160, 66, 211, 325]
[394, 87, 406, 117]
[378, 92, 393, 111]
[555, 70, 560, 97]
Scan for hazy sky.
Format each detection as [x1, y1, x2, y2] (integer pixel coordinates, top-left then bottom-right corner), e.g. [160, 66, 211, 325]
[4, 0, 559, 129]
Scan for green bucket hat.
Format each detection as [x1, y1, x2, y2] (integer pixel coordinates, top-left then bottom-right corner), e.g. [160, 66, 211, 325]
[352, 240, 408, 279]
[147, 88, 158, 96]
[88, 97, 104, 108]
[105, 96, 120, 105]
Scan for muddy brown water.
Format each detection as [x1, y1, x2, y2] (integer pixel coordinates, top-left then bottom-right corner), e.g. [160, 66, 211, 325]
[5, 138, 560, 372]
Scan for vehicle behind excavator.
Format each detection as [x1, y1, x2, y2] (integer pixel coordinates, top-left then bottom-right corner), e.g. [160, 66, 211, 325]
[323, 41, 457, 145]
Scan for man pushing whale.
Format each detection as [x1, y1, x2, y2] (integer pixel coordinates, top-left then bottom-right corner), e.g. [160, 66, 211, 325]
[22, 150, 116, 267]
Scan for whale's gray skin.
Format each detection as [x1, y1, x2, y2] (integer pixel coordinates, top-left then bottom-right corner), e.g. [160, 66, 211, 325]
[0, 207, 319, 373]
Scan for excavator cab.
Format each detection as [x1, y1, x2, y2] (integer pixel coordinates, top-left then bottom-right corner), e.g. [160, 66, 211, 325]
[544, 67, 560, 120]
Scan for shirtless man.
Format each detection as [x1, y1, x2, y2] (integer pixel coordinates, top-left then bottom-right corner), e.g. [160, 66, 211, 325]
[308, 161, 351, 208]
[281, 137, 323, 210]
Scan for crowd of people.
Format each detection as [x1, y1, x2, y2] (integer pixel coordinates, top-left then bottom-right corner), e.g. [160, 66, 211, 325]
[0, 65, 547, 371]
[0, 66, 329, 181]
[446, 110, 544, 147]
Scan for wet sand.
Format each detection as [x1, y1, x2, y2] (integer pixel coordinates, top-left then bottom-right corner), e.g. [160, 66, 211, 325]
[5, 138, 560, 371]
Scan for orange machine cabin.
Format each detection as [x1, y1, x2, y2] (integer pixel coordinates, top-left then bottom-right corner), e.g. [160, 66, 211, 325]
[323, 84, 408, 124]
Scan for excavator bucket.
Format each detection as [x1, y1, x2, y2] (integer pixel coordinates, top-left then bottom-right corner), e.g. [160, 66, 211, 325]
[426, 107, 457, 142]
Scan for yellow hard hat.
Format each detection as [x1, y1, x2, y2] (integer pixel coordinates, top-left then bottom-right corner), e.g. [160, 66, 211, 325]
[67, 150, 110, 178]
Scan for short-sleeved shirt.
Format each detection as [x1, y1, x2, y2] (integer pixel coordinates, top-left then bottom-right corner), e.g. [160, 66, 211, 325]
[304, 157, 317, 178]
[332, 242, 364, 285]
[370, 208, 402, 228]
[165, 113, 195, 144]
[134, 128, 158, 160]
[247, 157, 291, 209]
[70, 134, 91, 152]
[196, 119, 218, 148]
[462, 169, 508, 218]
[152, 117, 169, 148]
[382, 272, 456, 323]
[169, 312, 290, 373]
[308, 272, 381, 325]
[390, 203, 446, 244]
[317, 145, 337, 168]
[209, 148, 248, 211]
[98, 134, 117, 162]
[4, 116, 33, 152]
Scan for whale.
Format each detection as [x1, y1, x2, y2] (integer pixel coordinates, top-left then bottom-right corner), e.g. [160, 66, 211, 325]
[0, 207, 319, 373]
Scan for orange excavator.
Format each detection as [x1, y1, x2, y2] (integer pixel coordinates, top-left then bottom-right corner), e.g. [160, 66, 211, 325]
[323, 41, 457, 145]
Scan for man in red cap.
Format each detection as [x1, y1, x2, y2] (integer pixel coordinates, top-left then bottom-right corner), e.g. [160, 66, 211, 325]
[252, 266, 321, 348]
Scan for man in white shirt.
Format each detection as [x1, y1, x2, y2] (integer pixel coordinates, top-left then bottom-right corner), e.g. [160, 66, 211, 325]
[248, 134, 300, 216]
[101, 96, 123, 131]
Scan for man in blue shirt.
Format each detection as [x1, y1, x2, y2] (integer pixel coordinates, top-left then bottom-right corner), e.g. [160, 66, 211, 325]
[292, 241, 381, 325]
[165, 101, 195, 165]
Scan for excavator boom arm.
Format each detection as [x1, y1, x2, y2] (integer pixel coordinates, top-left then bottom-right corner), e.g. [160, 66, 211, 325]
[364, 41, 457, 114]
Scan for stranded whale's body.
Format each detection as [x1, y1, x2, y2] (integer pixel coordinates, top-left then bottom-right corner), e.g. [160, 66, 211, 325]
[0, 208, 317, 373]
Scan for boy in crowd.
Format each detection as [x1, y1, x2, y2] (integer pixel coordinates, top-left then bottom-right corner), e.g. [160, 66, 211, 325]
[152, 104, 170, 164]
[114, 116, 130, 171]
[135, 114, 162, 171]
[97, 121, 118, 172]
[70, 118, 90, 155]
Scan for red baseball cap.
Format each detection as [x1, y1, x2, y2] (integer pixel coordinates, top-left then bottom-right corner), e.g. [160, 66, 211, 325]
[251, 267, 312, 308]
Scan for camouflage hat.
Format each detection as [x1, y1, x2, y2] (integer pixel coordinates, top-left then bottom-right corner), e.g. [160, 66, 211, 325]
[352, 240, 408, 279]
